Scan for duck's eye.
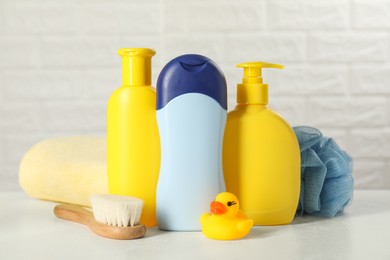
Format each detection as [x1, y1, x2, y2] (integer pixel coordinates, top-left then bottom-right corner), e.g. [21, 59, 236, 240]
[227, 201, 236, 207]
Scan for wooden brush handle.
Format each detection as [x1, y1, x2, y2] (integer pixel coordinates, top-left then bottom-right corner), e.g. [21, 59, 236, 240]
[54, 204, 146, 240]
[54, 204, 94, 226]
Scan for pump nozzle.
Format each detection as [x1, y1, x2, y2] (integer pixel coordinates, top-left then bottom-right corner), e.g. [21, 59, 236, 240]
[236, 61, 284, 105]
[237, 61, 283, 85]
[118, 48, 155, 86]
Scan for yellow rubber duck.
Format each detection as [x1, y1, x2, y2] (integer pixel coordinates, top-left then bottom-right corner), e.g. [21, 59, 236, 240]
[200, 192, 254, 240]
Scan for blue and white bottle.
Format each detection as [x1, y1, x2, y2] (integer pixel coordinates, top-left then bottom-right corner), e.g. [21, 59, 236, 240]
[156, 54, 227, 231]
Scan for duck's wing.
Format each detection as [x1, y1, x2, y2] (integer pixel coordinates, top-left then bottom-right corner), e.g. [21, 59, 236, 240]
[237, 219, 254, 232]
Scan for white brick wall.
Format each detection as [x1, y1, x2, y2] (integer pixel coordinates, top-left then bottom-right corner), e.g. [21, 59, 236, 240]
[268, 1, 349, 30]
[309, 32, 389, 62]
[0, 0, 389, 191]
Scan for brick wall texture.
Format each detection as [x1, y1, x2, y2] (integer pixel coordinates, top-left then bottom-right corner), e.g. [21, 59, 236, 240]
[1, 0, 389, 190]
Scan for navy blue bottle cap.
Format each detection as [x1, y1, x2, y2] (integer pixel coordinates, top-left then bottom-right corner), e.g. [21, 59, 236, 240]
[157, 54, 227, 110]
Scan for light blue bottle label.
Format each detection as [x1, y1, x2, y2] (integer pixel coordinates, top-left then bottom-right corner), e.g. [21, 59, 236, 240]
[156, 93, 226, 231]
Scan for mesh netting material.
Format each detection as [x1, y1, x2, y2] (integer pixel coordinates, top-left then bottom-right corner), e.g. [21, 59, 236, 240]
[293, 126, 354, 217]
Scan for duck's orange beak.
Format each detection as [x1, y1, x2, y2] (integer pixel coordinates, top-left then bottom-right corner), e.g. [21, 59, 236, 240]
[210, 201, 227, 215]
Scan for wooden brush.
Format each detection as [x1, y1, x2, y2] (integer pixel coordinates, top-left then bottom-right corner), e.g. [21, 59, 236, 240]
[54, 194, 146, 240]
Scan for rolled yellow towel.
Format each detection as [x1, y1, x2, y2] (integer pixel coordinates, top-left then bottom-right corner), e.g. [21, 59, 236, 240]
[19, 136, 108, 206]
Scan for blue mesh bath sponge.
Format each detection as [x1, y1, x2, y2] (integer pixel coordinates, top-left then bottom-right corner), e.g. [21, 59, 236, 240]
[293, 126, 354, 217]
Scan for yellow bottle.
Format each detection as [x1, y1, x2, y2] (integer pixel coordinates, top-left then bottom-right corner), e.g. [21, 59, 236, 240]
[107, 48, 160, 227]
[223, 61, 300, 225]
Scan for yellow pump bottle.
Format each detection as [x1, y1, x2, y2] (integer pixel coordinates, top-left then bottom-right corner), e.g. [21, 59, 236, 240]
[107, 48, 160, 227]
[223, 62, 300, 225]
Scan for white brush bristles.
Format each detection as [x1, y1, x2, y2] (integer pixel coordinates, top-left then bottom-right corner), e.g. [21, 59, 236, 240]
[90, 194, 144, 227]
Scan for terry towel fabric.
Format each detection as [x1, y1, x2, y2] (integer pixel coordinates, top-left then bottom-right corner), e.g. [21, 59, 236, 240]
[19, 136, 108, 206]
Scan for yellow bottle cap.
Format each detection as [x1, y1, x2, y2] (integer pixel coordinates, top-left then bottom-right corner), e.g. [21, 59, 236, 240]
[118, 48, 156, 86]
[236, 61, 283, 105]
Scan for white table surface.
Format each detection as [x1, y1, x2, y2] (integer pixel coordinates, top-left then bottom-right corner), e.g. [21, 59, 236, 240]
[0, 190, 389, 260]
